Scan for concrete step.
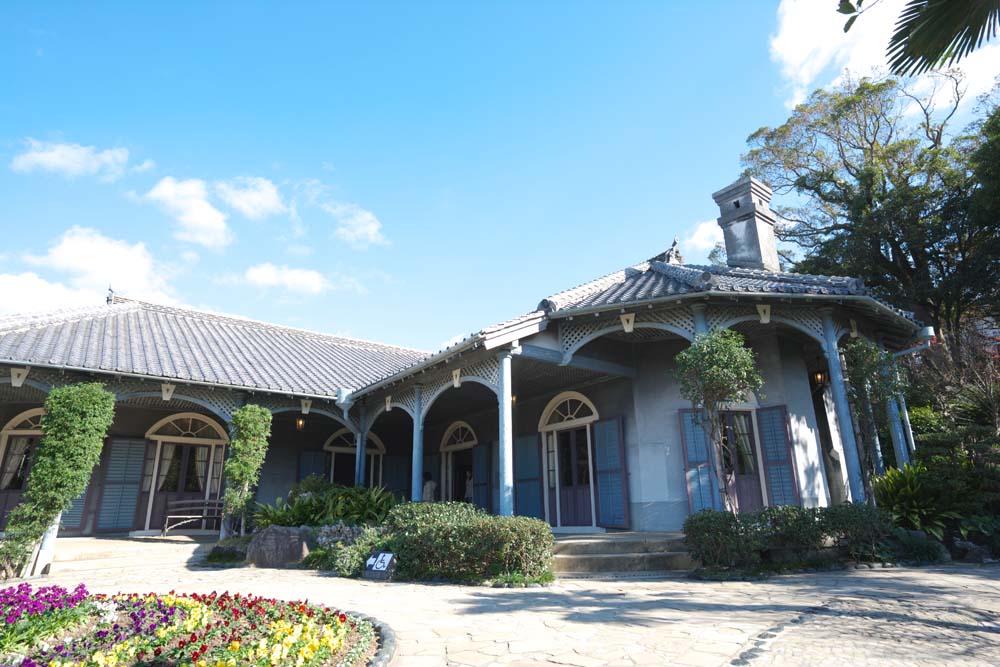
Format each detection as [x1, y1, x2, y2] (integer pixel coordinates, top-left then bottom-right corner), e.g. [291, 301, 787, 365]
[553, 551, 694, 574]
[553, 535, 687, 556]
[52, 537, 214, 572]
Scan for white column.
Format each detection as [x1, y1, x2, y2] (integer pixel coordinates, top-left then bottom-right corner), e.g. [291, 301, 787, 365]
[886, 396, 911, 467]
[497, 349, 514, 516]
[691, 303, 708, 335]
[820, 309, 866, 503]
[355, 428, 368, 487]
[410, 386, 424, 502]
[897, 392, 916, 453]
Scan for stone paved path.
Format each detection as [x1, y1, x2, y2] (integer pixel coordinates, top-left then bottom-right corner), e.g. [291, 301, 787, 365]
[39, 556, 1000, 667]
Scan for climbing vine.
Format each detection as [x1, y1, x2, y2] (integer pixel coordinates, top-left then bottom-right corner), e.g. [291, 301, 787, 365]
[222, 404, 272, 535]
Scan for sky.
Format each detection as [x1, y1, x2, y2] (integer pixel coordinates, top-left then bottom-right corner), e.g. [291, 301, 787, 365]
[2, 1, 998, 352]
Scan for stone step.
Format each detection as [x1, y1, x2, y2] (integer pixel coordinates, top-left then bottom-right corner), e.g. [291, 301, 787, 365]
[553, 551, 694, 573]
[53, 537, 214, 563]
[553, 536, 687, 556]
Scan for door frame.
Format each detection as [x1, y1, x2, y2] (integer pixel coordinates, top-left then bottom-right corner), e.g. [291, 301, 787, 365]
[718, 408, 770, 509]
[0, 408, 45, 529]
[439, 421, 478, 501]
[323, 427, 386, 487]
[538, 392, 600, 529]
[141, 412, 229, 532]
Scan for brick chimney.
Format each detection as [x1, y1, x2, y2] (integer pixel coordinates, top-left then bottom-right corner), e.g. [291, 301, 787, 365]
[711, 176, 781, 272]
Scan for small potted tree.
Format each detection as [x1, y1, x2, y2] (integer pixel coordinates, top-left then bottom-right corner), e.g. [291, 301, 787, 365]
[674, 328, 764, 512]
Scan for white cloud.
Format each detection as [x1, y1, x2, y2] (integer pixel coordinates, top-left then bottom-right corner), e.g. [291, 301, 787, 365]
[770, 0, 1000, 108]
[682, 220, 724, 252]
[241, 262, 365, 295]
[243, 263, 330, 294]
[146, 177, 233, 248]
[215, 176, 287, 220]
[132, 159, 156, 173]
[10, 139, 130, 182]
[0, 227, 177, 315]
[322, 201, 388, 248]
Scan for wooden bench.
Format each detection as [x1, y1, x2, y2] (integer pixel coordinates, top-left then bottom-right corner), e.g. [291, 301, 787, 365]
[162, 499, 224, 536]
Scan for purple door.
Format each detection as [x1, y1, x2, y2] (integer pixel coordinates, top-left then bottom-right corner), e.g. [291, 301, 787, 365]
[721, 412, 764, 513]
[556, 427, 592, 526]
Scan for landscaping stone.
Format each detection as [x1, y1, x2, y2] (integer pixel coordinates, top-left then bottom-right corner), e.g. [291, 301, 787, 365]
[246, 525, 312, 568]
[954, 538, 990, 564]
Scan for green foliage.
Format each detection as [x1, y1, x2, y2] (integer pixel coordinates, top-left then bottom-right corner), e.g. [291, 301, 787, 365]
[674, 329, 764, 511]
[0, 383, 115, 579]
[221, 404, 272, 531]
[253, 483, 396, 529]
[873, 463, 961, 540]
[744, 73, 1000, 338]
[382, 502, 554, 582]
[908, 406, 947, 436]
[842, 339, 905, 404]
[823, 502, 894, 561]
[683, 510, 765, 569]
[885, 527, 949, 564]
[755, 506, 825, 552]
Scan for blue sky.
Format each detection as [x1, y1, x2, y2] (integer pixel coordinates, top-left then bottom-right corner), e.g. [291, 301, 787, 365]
[2, 1, 997, 351]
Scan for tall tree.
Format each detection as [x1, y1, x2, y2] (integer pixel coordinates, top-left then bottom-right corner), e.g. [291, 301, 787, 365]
[743, 73, 1000, 343]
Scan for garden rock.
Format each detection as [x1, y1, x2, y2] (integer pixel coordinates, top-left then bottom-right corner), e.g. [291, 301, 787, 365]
[316, 521, 366, 548]
[953, 538, 989, 564]
[246, 525, 312, 568]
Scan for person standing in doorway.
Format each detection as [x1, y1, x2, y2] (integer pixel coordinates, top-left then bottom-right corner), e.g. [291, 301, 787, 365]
[464, 470, 474, 503]
[422, 471, 437, 502]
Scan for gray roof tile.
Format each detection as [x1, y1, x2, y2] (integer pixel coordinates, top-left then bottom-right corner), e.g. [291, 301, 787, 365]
[0, 298, 427, 397]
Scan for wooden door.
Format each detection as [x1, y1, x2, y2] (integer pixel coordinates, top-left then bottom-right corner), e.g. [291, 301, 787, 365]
[147, 444, 212, 529]
[0, 434, 37, 530]
[722, 412, 764, 513]
[557, 427, 592, 526]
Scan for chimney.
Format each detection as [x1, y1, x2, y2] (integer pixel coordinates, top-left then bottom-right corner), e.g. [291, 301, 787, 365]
[711, 176, 781, 272]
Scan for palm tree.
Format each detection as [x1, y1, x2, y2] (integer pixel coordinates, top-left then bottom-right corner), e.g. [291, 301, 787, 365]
[840, 0, 1000, 76]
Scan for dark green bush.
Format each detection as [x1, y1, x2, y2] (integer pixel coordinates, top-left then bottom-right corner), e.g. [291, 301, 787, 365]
[873, 463, 960, 540]
[823, 502, 893, 561]
[756, 506, 825, 552]
[907, 406, 947, 436]
[383, 502, 553, 582]
[683, 510, 765, 569]
[0, 383, 115, 579]
[885, 527, 949, 563]
[254, 483, 396, 528]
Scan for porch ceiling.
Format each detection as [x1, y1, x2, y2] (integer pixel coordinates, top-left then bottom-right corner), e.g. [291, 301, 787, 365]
[0, 383, 46, 404]
[511, 357, 606, 402]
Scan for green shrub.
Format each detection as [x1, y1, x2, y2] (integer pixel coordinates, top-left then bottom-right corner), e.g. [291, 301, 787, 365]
[873, 463, 960, 540]
[757, 506, 825, 552]
[331, 527, 390, 577]
[683, 510, 765, 569]
[0, 383, 115, 579]
[907, 406, 947, 436]
[822, 502, 893, 561]
[254, 483, 396, 528]
[222, 404, 272, 535]
[885, 527, 948, 563]
[383, 502, 553, 582]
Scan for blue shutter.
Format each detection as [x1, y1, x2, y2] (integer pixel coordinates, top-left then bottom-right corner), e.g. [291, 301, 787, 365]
[757, 406, 800, 506]
[298, 451, 327, 482]
[381, 455, 410, 500]
[61, 487, 89, 530]
[679, 410, 721, 512]
[97, 439, 146, 531]
[593, 417, 630, 528]
[513, 435, 543, 519]
[473, 441, 491, 512]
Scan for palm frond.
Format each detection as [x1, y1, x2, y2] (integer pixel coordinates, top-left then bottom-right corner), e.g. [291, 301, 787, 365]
[888, 0, 1000, 77]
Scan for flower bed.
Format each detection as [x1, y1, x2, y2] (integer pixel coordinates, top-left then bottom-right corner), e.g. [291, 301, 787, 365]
[0, 584, 376, 667]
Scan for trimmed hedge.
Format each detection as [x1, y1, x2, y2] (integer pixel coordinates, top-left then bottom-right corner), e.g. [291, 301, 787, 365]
[685, 503, 894, 570]
[303, 502, 554, 583]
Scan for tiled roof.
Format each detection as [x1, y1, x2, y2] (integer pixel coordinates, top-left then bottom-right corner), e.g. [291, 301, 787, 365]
[537, 251, 908, 318]
[0, 298, 427, 397]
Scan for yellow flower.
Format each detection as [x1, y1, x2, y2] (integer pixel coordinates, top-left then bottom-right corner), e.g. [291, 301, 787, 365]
[230, 640, 241, 651]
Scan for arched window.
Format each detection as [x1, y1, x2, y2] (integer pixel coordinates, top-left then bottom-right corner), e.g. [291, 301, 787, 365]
[323, 428, 386, 487]
[439, 421, 478, 501]
[0, 408, 44, 492]
[538, 391, 600, 432]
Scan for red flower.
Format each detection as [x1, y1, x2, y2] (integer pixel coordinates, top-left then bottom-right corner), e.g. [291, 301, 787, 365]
[201, 645, 208, 653]
[339, 613, 347, 623]
[179, 641, 186, 649]
[190, 633, 198, 642]
[154, 648, 162, 657]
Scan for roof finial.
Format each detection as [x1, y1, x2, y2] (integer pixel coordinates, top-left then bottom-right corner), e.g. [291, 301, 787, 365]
[106, 286, 114, 306]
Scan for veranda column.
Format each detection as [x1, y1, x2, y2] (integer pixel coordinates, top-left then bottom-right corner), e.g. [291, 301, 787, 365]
[497, 349, 515, 516]
[862, 393, 886, 475]
[354, 403, 368, 486]
[820, 309, 866, 502]
[410, 385, 424, 502]
[691, 303, 708, 335]
[897, 392, 916, 453]
[886, 396, 911, 467]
